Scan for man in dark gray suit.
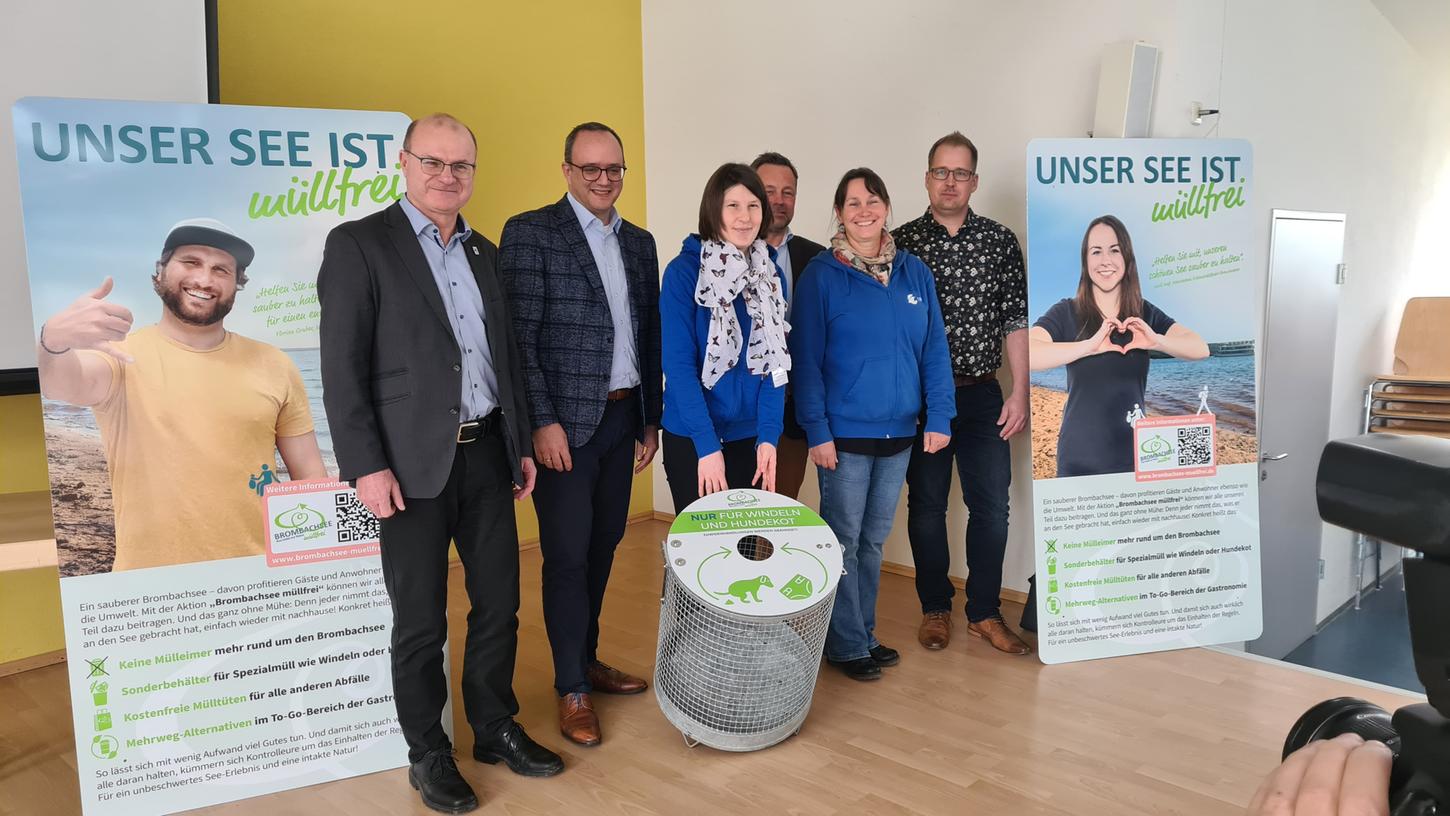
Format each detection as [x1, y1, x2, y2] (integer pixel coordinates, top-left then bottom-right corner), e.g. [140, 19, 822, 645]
[499, 122, 661, 748]
[319, 113, 562, 815]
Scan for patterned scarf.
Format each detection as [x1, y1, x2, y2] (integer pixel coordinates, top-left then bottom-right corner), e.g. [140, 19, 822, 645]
[831, 227, 897, 285]
[695, 238, 791, 390]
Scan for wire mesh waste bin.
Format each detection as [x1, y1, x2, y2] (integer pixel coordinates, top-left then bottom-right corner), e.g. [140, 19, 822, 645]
[654, 489, 842, 751]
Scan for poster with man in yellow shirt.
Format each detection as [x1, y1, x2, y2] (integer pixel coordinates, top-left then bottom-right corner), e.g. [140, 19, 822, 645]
[35, 219, 327, 572]
[15, 98, 414, 816]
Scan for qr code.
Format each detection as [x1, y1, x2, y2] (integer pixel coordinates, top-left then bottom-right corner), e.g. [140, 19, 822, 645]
[334, 492, 380, 543]
[1177, 425, 1213, 466]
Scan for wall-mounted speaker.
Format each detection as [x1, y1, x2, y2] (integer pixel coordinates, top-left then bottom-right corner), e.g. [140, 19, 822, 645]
[1094, 40, 1160, 138]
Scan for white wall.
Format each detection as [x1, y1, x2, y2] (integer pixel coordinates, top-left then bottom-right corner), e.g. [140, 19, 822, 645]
[0, 0, 207, 371]
[1221, 1, 1450, 621]
[642, 0, 1450, 622]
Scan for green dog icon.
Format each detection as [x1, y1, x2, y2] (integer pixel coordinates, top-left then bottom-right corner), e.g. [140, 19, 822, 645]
[721, 575, 773, 604]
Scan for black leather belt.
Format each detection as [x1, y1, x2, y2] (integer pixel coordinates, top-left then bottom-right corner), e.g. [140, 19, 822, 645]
[954, 372, 997, 387]
[457, 409, 502, 443]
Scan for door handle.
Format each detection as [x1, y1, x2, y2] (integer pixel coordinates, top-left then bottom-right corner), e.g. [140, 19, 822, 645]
[1261, 453, 1289, 461]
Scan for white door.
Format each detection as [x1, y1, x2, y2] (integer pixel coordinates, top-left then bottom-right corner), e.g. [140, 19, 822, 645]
[1248, 210, 1346, 659]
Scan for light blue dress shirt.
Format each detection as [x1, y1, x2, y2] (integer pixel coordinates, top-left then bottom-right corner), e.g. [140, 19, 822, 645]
[775, 230, 796, 312]
[566, 192, 640, 390]
[399, 195, 499, 420]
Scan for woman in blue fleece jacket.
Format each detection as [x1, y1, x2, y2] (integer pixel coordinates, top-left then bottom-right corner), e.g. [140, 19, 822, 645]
[790, 167, 955, 682]
[659, 163, 789, 514]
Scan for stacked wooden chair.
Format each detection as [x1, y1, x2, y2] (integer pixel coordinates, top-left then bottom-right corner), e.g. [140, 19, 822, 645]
[1352, 297, 1450, 606]
[1367, 297, 1450, 439]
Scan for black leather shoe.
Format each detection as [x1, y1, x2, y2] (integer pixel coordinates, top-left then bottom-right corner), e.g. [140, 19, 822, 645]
[408, 749, 478, 814]
[869, 644, 900, 667]
[473, 720, 564, 777]
[828, 657, 882, 681]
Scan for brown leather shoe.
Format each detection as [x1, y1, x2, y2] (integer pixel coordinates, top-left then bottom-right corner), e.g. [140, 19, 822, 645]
[966, 614, 1032, 655]
[917, 611, 952, 650]
[558, 692, 601, 746]
[587, 661, 647, 694]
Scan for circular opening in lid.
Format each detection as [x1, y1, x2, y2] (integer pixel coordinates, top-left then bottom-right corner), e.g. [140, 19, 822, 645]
[736, 534, 774, 561]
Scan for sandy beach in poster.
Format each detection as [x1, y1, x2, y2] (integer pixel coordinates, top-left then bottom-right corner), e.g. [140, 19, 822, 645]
[1030, 386, 1256, 481]
[45, 424, 115, 576]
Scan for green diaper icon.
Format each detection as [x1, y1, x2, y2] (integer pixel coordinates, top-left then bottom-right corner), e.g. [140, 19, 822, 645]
[778, 574, 814, 601]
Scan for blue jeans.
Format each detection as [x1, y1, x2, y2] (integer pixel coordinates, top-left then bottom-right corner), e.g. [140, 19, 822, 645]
[819, 447, 911, 662]
[904, 381, 1012, 622]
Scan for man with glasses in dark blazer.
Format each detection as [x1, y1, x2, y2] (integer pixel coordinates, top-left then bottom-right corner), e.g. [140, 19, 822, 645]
[499, 121, 662, 748]
[320, 113, 563, 814]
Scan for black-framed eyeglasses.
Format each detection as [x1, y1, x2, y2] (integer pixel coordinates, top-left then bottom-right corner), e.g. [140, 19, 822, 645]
[929, 167, 977, 182]
[567, 162, 627, 182]
[404, 150, 476, 179]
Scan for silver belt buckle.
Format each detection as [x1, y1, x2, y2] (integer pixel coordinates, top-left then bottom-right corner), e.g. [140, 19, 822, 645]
[457, 420, 481, 443]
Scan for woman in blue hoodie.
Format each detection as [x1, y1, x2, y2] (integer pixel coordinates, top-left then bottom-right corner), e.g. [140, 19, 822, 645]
[659, 163, 790, 514]
[791, 168, 955, 681]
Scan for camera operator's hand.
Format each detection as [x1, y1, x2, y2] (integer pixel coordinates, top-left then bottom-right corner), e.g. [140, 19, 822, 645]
[1247, 733, 1393, 816]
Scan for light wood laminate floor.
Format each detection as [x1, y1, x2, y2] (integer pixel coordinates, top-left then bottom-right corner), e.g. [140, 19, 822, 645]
[0, 520, 1420, 815]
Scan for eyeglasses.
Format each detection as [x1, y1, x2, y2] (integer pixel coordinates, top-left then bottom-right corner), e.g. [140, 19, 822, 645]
[567, 162, 627, 182]
[405, 150, 476, 179]
[929, 167, 977, 182]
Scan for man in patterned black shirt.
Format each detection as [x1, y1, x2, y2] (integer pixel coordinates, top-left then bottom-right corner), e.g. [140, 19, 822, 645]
[892, 131, 1032, 656]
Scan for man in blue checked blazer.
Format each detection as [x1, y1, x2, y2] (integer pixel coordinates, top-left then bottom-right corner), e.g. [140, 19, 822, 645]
[499, 121, 661, 748]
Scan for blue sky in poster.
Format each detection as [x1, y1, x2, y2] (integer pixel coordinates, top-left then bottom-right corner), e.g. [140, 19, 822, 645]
[12, 98, 409, 349]
[1024, 139, 1255, 345]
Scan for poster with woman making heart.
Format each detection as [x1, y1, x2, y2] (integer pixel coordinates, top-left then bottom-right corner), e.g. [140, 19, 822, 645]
[1023, 139, 1262, 664]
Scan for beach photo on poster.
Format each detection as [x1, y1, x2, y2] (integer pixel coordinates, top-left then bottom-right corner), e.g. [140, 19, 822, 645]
[1030, 352, 1257, 480]
[42, 346, 334, 577]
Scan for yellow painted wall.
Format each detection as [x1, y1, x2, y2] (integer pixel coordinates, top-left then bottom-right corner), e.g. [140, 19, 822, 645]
[0, 394, 49, 493]
[218, 0, 655, 541]
[1, 394, 64, 665]
[0, 568, 64, 664]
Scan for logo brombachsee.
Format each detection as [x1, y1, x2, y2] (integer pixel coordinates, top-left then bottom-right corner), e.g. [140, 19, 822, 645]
[1139, 434, 1175, 466]
[272, 503, 330, 543]
[725, 491, 760, 507]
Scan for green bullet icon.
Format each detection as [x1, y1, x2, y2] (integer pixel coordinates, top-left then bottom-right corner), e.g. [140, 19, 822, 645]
[91, 735, 118, 760]
[94, 710, 112, 731]
[1047, 556, 1057, 576]
[90, 680, 108, 706]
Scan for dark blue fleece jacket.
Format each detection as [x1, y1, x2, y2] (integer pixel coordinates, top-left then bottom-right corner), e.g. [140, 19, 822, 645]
[789, 248, 955, 447]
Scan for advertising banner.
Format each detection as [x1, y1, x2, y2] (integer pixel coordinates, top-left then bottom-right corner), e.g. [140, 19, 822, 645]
[13, 97, 410, 813]
[1024, 139, 1262, 664]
